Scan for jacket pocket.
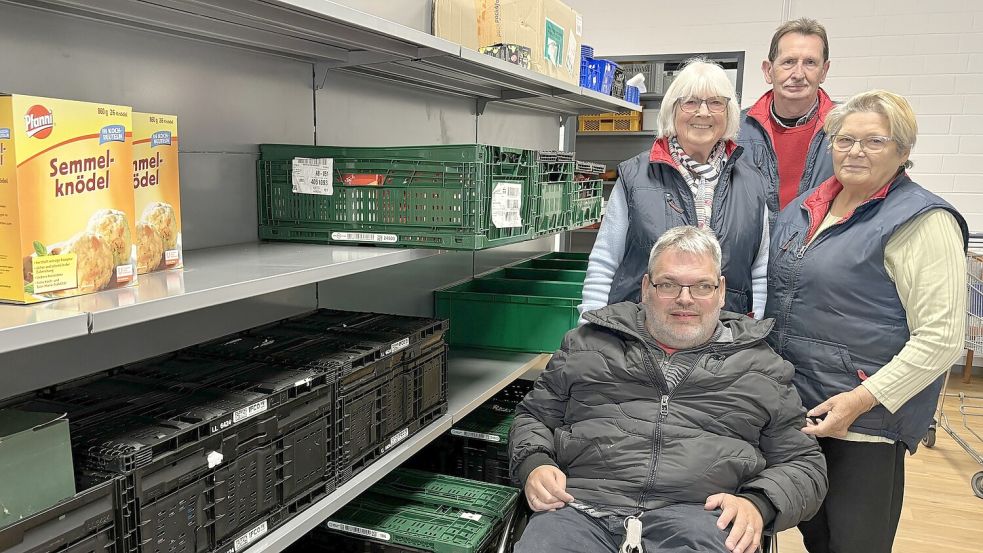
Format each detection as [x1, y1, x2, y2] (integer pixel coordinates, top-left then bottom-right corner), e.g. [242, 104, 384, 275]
[783, 334, 863, 409]
[554, 426, 609, 477]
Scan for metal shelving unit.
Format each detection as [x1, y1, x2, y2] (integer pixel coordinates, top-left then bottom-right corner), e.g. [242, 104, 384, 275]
[0, 2, 574, 551]
[4, 0, 639, 115]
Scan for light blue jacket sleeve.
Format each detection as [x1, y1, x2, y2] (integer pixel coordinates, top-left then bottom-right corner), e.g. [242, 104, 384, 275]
[579, 180, 629, 324]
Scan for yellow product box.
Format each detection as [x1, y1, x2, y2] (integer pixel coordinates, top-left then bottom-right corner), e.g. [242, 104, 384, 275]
[132, 113, 182, 274]
[0, 94, 137, 304]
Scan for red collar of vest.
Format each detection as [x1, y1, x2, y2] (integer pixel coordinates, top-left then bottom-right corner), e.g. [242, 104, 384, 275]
[649, 137, 739, 165]
[801, 173, 896, 241]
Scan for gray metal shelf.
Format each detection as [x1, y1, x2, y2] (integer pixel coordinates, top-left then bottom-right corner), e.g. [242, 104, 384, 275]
[6, 0, 639, 115]
[0, 242, 440, 350]
[577, 131, 658, 137]
[243, 349, 546, 553]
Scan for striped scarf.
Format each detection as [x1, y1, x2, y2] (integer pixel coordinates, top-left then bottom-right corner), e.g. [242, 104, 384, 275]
[668, 137, 726, 229]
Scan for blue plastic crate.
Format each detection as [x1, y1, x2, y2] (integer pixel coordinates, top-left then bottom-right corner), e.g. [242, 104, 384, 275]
[586, 59, 618, 94]
[580, 56, 597, 89]
[581, 44, 594, 59]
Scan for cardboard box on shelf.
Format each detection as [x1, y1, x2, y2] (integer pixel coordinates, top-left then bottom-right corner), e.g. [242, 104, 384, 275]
[132, 112, 183, 274]
[0, 94, 137, 303]
[433, 0, 583, 86]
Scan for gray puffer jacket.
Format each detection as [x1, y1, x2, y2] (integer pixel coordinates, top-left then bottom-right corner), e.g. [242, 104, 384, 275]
[509, 302, 827, 531]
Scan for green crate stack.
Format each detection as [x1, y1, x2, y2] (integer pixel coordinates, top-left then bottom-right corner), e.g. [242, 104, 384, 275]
[435, 253, 588, 353]
[315, 470, 519, 553]
[531, 152, 574, 236]
[372, 469, 518, 518]
[569, 161, 605, 231]
[569, 178, 603, 229]
[257, 144, 537, 250]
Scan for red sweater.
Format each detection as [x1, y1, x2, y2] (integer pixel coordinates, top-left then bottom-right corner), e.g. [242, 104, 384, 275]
[770, 114, 821, 209]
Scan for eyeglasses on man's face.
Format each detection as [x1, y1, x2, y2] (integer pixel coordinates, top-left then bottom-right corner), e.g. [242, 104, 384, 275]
[677, 96, 729, 114]
[648, 277, 720, 299]
[830, 134, 893, 153]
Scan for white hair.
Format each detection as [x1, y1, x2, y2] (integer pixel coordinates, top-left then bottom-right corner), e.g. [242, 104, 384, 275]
[657, 57, 740, 141]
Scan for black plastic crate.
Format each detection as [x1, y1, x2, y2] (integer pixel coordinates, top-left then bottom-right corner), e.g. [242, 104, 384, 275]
[116, 354, 266, 390]
[211, 479, 331, 553]
[0, 478, 120, 553]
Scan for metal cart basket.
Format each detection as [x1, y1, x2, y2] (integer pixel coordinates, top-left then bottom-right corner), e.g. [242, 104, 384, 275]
[923, 247, 983, 499]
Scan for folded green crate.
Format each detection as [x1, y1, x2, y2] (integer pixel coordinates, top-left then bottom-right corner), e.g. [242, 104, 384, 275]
[435, 278, 582, 353]
[481, 267, 586, 283]
[372, 469, 517, 519]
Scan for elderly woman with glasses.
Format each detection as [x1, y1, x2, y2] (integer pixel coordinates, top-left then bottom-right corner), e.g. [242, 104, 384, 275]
[766, 90, 968, 553]
[580, 58, 770, 321]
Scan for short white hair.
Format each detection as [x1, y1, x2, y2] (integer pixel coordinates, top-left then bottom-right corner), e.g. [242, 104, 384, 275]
[648, 226, 722, 277]
[657, 58, 740, 142]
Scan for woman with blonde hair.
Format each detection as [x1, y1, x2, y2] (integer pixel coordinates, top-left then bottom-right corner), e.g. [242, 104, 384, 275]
[767, 89, 969, 553]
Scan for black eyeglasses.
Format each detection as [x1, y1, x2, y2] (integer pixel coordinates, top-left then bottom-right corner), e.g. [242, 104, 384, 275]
[648, 277, 720, 299]
[677, 96, 730, 114]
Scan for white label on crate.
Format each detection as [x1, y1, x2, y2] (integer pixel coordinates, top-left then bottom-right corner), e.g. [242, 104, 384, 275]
[232, 399, 268, 424]
[330, 231, 398, 243]
[233, 521, 268, 552]
[491, 182, 523, 228]
[291, 157, 333, 196]
[576, 15, 583, 36]
[384, 428, 410, 451]
[294, 377, 313, 388]
[385, 337, 410, 356]
[451, 429, 502, 443]
[327, 522, 391, 541]
[460, 512, 483, 522]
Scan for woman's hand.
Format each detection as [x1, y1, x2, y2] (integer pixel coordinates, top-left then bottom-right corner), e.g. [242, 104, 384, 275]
[801, 386, 879, 438]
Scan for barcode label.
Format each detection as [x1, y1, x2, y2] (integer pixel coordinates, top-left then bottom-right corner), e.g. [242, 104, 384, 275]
[233, 521, 268, 552]
[327, 522, 391, 541]
[330, 232, 398, 243]
[233, 399, 268, 423]
[491, 182, 523, 228]
[451, 429, 502, 442]
[385, 338, 410, 355]
[292, 157, 333, 196]
[384, 428, 410, 451]
[115, 264, 134, 279]
[460, 512, 483, 521]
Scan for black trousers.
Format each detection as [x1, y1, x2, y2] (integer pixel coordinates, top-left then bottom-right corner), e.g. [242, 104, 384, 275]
[799, 437, 906, 553]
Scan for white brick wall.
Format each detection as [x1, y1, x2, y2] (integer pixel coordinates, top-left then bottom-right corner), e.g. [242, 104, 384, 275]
[564, 0, 983, 230]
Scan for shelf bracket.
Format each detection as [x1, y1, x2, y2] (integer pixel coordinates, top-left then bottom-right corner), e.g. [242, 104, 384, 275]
[314, 62, 333, 91]
[476, 90, 540, 116]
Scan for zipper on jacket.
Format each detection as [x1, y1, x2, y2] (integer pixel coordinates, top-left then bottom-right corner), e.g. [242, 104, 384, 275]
[665, 193, 684, 214]
[780, 231, 799, 253]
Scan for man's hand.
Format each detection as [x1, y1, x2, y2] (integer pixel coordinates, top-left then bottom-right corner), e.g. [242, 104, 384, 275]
[524, 465, 574, 512]
[705, 493, 763, 553]
[801, 386, 878, 438]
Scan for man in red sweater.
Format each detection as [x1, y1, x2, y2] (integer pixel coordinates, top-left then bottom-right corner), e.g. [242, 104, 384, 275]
[738, 18, 835, 222]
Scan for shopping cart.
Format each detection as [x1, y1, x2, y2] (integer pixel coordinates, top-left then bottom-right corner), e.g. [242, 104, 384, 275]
[922, 244, 983, 499]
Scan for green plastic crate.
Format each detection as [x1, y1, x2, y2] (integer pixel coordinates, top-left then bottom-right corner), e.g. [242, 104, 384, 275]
[481, 267, 586, 283]
[322, 492, 499, 553]
[568, 178, 603, 229]
[531, 158, 574, 236]
[537, 252, 590, 261]
[372, 469, 517, 519]
[452, 405, 514, 444]
[435, 278, 582, 352]
[257, 144, 537, 250]
[512, 258, 589, 271]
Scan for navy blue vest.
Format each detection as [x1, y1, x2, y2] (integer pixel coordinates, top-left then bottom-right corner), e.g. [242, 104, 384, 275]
[608, 147, 767, 315]
[766, 173, 968, 451]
